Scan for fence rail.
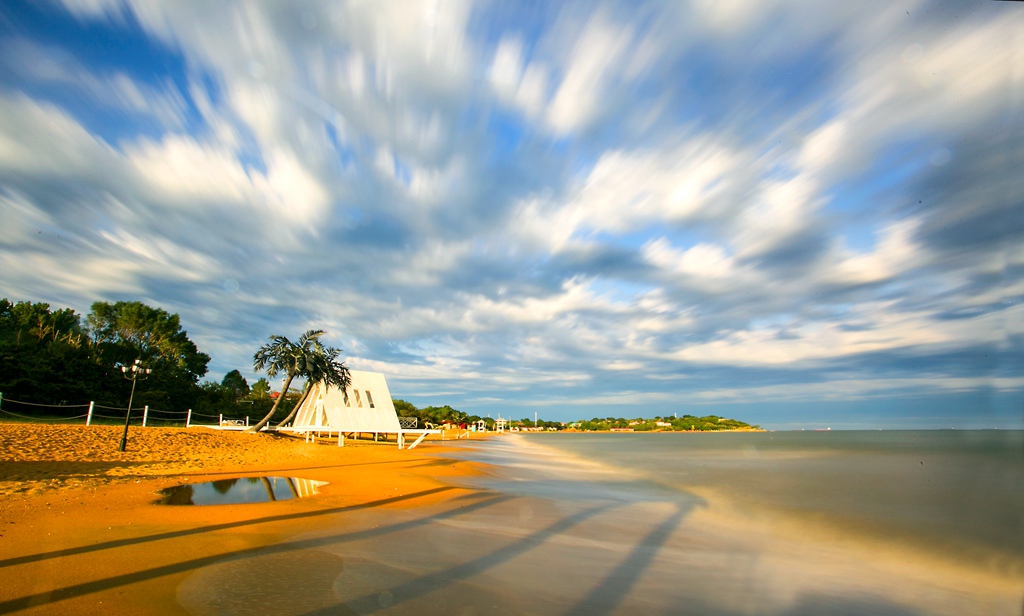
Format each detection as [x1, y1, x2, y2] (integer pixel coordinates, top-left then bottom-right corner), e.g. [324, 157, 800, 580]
[0, 392, 250, 429]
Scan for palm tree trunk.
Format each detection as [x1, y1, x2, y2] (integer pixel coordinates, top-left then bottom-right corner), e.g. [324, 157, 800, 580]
[274, 383, 312, 428]
[246, 373, 294, 432]
[260, 477, 277, 501]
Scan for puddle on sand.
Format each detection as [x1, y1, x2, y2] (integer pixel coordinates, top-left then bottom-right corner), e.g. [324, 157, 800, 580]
[157, 477, 327, 505]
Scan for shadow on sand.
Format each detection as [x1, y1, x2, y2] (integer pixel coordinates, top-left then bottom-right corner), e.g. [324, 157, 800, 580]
[0, 488, 505, 612]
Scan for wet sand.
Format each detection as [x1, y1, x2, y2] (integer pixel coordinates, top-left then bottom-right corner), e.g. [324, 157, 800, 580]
[0, 423, 485, 614]
[422, 435, 1024, 616]
[2, 426, 1021, 615]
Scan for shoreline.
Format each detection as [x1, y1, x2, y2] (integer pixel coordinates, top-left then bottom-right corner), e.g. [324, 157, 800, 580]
[0, 423, 488, 614]
[0, 423, 488, 501]
[3, 425, 1020, 614]
[455, 433, 1024, 615]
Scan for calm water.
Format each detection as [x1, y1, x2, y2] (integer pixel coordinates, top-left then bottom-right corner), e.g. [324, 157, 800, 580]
[157, 476, 327, 505]
[507, 430, 1024, 562]
[175, 431, 1024, 615]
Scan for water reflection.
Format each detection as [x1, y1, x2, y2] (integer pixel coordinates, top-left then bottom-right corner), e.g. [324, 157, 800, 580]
[157, 477, 327, 505]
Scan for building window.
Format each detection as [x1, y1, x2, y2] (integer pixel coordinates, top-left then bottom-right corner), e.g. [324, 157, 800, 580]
[353, 390, 363, 407]
[365, 390, 375, 408]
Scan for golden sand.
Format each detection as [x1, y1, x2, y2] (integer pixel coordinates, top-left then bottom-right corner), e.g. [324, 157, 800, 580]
[0, 423, 485, 614]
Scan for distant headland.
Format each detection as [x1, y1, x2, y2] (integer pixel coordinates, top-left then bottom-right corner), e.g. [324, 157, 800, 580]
[515, 415, 762, 432]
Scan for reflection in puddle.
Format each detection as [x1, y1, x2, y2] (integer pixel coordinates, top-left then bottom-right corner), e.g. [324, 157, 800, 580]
[157, 477, 327, 505]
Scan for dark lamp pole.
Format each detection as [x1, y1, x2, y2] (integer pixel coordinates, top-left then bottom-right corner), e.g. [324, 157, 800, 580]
[118, 359, 151, 452]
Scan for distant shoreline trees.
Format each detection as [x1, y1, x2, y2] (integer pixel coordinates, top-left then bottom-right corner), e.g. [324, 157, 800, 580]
[387, 403, 759, 433]
[393, 399, 483, 428]
[566, 415, 760, 432]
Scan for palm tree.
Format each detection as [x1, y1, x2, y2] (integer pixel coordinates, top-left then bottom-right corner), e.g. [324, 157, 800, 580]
[246, 330, 350, 433]
[272, 341, 350, 429]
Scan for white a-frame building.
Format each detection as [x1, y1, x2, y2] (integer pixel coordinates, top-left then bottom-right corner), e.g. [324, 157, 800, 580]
[288, 370, 434, 449]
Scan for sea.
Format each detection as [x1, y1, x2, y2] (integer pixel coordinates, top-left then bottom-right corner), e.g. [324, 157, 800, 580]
[176, 430, 1024, 616]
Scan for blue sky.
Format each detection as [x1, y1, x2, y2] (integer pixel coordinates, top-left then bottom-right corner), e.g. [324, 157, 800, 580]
[1, 0, 1021, 429]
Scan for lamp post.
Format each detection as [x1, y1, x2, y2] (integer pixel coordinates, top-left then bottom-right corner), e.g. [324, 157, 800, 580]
[118, 359, 151, 452]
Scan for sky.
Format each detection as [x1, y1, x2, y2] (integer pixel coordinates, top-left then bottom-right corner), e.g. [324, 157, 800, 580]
[0, 1, 1021, 429]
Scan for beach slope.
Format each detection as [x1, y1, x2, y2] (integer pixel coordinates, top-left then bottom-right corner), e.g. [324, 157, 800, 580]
[0, 424, 483, 614]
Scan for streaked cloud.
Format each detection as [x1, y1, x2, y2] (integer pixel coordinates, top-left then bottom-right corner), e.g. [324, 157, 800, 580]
[1, 0, 1020, 428]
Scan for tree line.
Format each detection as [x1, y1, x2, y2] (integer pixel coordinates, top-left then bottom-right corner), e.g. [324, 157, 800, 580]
[1, 298, 209, 413]
[475, 416, 759, 431]
[0, 298, 457, 427]
[568, 415, 760, 431]
[0, 298, 303, 423]
[392, 400, 496, 429]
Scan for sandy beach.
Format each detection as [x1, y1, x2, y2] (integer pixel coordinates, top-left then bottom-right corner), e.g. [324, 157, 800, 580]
[2, 426, 1021, 615]
[0, 423, 485, 614]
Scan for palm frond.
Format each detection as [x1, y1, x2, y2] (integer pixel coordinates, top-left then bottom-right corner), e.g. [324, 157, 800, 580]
[253, 330, 348, 403]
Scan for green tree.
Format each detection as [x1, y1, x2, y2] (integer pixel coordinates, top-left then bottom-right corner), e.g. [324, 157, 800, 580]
[419, 405, 467, 425]
[247, 330, 350, 432]
[1, 299, 85, 346]
[250, 377, 271, 398]
[86, 301, 210, 410]
[196, 380, 231, 412]
[393, 398, 417, 415]
[0, 299, 105, 406]
[87, 301, 209, 381]
[220, 369, 250, 400]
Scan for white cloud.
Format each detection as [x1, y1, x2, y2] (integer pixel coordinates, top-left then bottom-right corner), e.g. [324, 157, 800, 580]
[1, 38, 188, 129]
[125, 134, 329, 235]
[546, 12, 634, 134]
[97, 227, 217, 282]
[59, 0, 124, 20]
[126, 135, 254, 205]
[257, 147, 330, 226]
[826, 219, 925, 286]
[790, 6, 1024, 185]
[488, 37, 550, 119]
[733, 176, 822, 259]
[489, 36, 525, 99]
[0, 95, 115, 176]
[9, 253, 145, 298]
[0, 191, 55, 246]
[675, 300, 1023, 367]
[510, 135, 749, 254]
[689, 375, 1024, 404]
[643, 238, 738, 283]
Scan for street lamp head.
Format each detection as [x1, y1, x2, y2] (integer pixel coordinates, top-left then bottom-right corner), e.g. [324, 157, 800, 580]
[118, 360, 151, 379]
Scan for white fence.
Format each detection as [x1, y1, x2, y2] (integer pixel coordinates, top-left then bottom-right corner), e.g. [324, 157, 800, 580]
[0, 392, 244, 428]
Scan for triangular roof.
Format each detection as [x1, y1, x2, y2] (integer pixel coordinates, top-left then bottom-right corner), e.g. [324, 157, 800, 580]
[291, 370, 401, 433]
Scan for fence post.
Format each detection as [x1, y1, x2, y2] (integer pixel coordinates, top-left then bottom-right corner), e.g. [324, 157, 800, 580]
[142, 405, 149, 427]
[219, 413, 223, 426]
[246, 416, 249, 427]
[186, 409, 192, 428]
[86, 401, 94, 426]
